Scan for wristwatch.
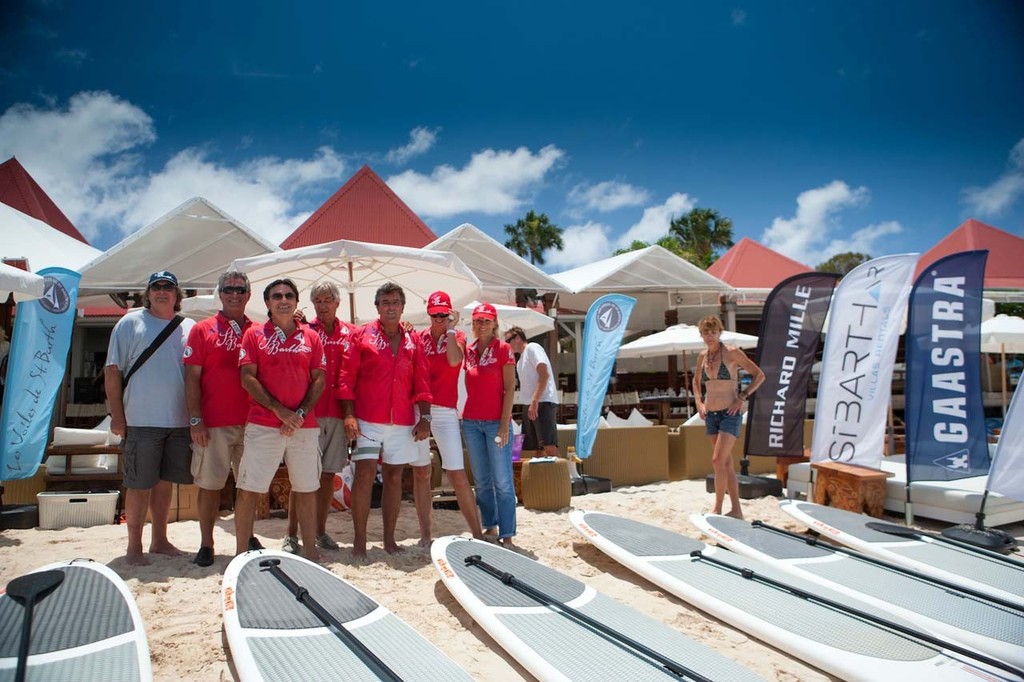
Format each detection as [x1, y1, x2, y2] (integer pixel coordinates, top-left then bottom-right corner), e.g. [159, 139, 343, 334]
[296, 408, 306, 419]
[421, 414, 432, 422]
[189, 417, 202, 427]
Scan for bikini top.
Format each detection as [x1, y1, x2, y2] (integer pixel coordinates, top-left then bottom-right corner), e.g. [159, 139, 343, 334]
[701, 357, 733, 382]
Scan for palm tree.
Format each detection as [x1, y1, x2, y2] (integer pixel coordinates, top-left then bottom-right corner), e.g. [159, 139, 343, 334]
[668, 207, 734, 268]
[503, 210, 564, 265]
[613, 237, 694, 259]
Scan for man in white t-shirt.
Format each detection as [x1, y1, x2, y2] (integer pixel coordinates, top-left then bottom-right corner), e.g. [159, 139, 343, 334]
[505, 326, 561, 458]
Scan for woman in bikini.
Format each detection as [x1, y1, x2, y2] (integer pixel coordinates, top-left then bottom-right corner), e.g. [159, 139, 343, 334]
[692, 315, 765, 519]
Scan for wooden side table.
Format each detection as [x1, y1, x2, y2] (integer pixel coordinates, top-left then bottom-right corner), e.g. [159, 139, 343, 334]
[811, 461, 893, 517]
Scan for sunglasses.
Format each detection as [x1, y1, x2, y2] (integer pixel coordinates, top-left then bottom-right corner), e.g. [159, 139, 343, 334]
[221, 286, 248, 295]
[269, 292, 297, 300]
[150, 282, 176, 291]
[430, 313, 450, 319]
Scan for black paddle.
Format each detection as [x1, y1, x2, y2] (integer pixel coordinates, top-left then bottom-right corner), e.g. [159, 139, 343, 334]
[866, 521, 1023, 562]
[258, 559, 402, 682]
[464, 554, 710, 681]
[7, 569, 65, 682]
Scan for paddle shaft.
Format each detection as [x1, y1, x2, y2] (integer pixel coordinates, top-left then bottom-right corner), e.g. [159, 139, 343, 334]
[753, 520, 1024, 613]
[259, 560, 402, 682]
[689, 550, 1024, 679]
[866, 520, 1023, 564]
[464, 555, 708, 682]
[8, 570, 66, 682]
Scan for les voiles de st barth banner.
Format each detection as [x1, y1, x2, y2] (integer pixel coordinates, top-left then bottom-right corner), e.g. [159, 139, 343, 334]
[810, 254, 917, 468]
[904, 250, 989, 483]
[575, 294, 636, 459]
[744, 272, 839, 458]
[1, 267, 80, 479]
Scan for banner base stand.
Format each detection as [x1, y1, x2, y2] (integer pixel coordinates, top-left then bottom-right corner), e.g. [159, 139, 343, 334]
[705, 474, 783, 499]
[941, 525, 1019, 554]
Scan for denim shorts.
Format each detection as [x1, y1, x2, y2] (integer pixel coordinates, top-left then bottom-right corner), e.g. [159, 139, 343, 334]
[705, 410, 741, 437]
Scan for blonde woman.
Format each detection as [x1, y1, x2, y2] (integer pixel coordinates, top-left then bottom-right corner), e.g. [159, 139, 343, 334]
[693, 315, 765, 519]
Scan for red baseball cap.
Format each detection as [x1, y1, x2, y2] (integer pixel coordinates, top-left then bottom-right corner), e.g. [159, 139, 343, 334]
[472, 302, 498, 320]
[427, 291, 453, 315]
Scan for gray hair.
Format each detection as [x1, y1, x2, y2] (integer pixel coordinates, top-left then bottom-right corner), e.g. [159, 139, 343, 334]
[217, 271, 250, 292]
[310, 281, 340, 302]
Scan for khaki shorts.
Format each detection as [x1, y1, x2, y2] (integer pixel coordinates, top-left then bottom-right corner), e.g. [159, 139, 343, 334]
[191, 425, 245, 490]
[318, 416, 350, 473]
[353, 420, 430, 467]
[237, 424, 321, 494]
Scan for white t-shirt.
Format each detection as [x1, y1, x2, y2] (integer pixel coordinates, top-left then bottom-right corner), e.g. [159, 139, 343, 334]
[517, 342, 558, 405]
[107, 308, 195, 428]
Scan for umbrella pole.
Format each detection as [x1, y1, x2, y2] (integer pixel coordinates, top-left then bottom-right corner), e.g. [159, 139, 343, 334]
[1001, 344, 1007, 418]
[683, 352, 692, 418]
[347, 262, 356, 324]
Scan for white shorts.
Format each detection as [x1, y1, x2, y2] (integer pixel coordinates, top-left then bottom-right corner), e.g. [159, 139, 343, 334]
[237, 424, 321, 494]
[416, 405, 464, 471]
[318, 416, 349, 473]
[353, 419, 430, 467]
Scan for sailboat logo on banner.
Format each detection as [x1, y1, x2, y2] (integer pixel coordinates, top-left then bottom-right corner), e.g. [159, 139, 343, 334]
[932, 449, 972, 473]
[596, 301, 625, 332]
[41, 275, 71, 314]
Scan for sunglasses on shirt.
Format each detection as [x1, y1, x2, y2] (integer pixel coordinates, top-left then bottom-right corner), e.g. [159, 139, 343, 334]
[269, 292, 297, 300]
[221, 286, 248, 295]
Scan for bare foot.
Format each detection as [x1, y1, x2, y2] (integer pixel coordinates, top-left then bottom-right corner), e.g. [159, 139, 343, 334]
[383, 541, 405, 554]
[711, 509, 723, 516]
[418, 537, 432, 549]
[497, 537, 515, 549]
[351, 545, 368, 561]
[726, 509, 744, 520]
[482, 528, 498, 537]
[125, 550, 150, 566]
[149, 541, 183, 557]
[304, 551, 323, 564]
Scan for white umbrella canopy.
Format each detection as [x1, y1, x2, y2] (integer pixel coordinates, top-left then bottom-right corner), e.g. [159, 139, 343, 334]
[0, 262, 45, 301]
[458, 301, 553, 339]
[230, 239, 482, 325]
[981, 314, 1024, 354]
[618, 323, 759, 359]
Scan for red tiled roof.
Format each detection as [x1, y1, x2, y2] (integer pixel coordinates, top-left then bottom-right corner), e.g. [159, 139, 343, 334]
[281, 165, 436, 249]
[707, 237, 811, 288]
[916, 219, 1024, 290]
[0, 156, 89, 244]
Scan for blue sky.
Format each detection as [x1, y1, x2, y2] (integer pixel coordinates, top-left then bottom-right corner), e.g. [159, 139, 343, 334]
[2, 1, 1022, 272]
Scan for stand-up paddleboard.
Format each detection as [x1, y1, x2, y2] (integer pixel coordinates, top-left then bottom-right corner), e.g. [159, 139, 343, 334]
[223, 549, 471, 682]
[0, 559, 152, 681]
[431, 535, 766, 681]
[691, 512, 1024, 669]
[780, 499, 1024, 604]
[571, 510, 1023, 682]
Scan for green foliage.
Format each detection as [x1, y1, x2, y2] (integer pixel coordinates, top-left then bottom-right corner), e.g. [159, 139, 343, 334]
[996, 302, 1024, 317]
[503, 210, 564, 265]
[668, 208, 734, 268]
[816, 252, 870, 275]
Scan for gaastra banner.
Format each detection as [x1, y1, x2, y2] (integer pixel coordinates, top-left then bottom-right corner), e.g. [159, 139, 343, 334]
[904, 250, 988, 483]
[989, 380, 1024, 502]
[0, 267, 80, 479]
[811, 254, 917, 468]
[745, 272, 839, 457]
[575, 294, 635, 459]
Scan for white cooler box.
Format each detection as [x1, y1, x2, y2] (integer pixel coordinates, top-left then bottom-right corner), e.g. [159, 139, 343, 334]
[37, 490, 119, 530]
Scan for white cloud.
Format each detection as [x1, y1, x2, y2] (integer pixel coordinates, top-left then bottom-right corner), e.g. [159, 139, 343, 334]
[962, 137, 1024, 217]
[567, 180, 650, 212]
[615, 192, 696, 248]
[385, 126, 439, 165]
[544, 221, 613, 271]
[821, 220, 903, 260]
[386, 145, 565, 218]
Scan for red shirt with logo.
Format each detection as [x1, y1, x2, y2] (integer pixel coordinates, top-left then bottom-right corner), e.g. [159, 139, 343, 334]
[462, 337, 514, 420]
[308, 317, 355, 419]
[239, 321, 326, 428]
[183, 312, 253, 428]
[337, 319, 432, 426]
[416, 328, 465, 409]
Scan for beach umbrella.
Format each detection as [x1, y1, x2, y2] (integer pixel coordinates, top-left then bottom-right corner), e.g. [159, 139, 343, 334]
[231, 239, 482, 325]
[0, 262, 45, 301]
[406, 300, 554, 337]
[980, 314, 1024, 415]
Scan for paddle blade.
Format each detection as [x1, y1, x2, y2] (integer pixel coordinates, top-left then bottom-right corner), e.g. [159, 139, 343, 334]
[6, 570, 65, 605]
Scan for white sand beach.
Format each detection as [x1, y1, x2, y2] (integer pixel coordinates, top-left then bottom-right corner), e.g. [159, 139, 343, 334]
[2, 479, 1021, 681]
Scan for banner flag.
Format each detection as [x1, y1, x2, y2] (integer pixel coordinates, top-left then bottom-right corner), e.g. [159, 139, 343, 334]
[905, 250, 989, 483]
[575, 294, 636, 459]
[0, 267, 80, 479]
[811, 254, 918, 468]
[989, 378, 1024, 502]
[744, 272, 839, 457]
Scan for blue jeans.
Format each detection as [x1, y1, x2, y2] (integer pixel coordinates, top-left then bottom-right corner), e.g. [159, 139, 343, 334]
[463, 419, 517, 539]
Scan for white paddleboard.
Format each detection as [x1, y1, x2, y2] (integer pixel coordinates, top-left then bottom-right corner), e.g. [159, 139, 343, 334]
[571, 510, 1022, 682]
[780, 499, 1024, 604]
[431, 535, 766, 681]
[222, 549, 471, 682]
[0, 559, 152, 681]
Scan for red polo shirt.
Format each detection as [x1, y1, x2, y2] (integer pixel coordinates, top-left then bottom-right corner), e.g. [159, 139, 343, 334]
[462, 337, 514, 420]
[308, 317, 355, 419]
[417, 327, 465, 409]
[239, 321, 326, 428]
[183, 312, 253, 428]
[337, 319, 432, 426]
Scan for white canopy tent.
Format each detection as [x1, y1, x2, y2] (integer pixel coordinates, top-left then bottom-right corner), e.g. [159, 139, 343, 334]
[0, 261, 45, 301]
[981, 314, 1024, 415]
[0, 202, 102, 273]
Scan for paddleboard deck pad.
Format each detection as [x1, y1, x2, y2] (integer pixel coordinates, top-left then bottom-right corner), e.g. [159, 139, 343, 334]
[432, 535, 765, 681]
[692, 512, 1024, 669]
[0, 559, 152, 681]
[571, 510, 1022, 682]
[780, 499, 1024, 604]
[223, 549, 471, 682]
